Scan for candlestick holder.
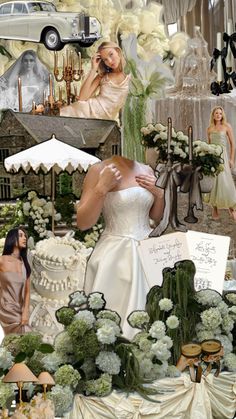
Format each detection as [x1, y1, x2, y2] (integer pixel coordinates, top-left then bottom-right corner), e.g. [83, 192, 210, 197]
[54, 50, 83, 105]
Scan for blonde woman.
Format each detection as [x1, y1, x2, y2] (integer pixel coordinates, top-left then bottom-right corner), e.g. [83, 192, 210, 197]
[205, 106, 236, 220]
[60, 41, 130, 120]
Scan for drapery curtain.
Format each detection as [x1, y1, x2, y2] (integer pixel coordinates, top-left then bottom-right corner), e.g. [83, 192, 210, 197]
[64, 373, 236, 419]
[147, 0, 197, 24]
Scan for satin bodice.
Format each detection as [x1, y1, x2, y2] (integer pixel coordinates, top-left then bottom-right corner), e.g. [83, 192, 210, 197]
[92, 74, 130, 119]
[102, 186, 154, 240]
[210, 131, 227, 148]
[0, 266, 26, 307]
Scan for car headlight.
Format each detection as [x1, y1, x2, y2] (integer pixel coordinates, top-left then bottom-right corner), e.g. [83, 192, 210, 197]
[90, 18, 98, 26]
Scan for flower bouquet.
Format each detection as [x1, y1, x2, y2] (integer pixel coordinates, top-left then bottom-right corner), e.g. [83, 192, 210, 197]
[141, 123, 224, 178]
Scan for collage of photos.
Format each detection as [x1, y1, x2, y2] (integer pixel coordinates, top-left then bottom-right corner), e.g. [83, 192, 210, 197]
[0, 0, 236, 418]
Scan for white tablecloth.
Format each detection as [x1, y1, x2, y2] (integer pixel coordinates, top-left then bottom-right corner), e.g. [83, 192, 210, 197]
[64, 372, 236, 419]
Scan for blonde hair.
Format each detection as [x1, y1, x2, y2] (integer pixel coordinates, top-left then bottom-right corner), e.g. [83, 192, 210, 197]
[209, 106, 227, 127]
[97, 41, 125, 76]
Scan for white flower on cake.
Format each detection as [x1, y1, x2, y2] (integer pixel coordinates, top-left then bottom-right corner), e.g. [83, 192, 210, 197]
[95, 351, 121, 375]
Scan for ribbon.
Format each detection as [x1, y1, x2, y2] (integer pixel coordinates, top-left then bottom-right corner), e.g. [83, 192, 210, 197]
[149, 162, 186, 237]
[223, 32, 236, 59]
[210, 47, 227, 75]
[210, 80, 231, 96]
[180, 166, 203, 211]
[224, 70, 236, 90]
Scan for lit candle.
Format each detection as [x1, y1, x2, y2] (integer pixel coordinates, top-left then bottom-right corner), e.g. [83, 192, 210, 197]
[78, 52, 82, 72]
[59, 86, 62, 101]
[167, 117, 172, 155]
[188, 125, 193, 162]
[216, 32, 223, 82]
[54, 51, 58, 71]
[43, 90, 46, 105]
[49, 74, 53, 97]
[18, 77, 22, 112]
[226, 19, 233, 69]
[63, 55, 65, 73]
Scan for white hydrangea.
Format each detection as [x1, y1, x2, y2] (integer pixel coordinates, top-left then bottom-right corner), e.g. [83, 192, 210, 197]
[70, 291, 87, 307]
[95, 351, 121, 375]
[166, 315, 179, 329]
[88, 293, 105, 310]
[74, 310, 95, 328]
[201, 308, 222, 330]
[96, 324, 117, 344]
[195, 289, 222, 306]
[223, 353, 236, 372]
[149, 320, 166, 339]
[139, 358, 153, 377]
[97, 310, 121, 325]
[221, 315, 234, 333]
[151, 341, 171, 361]
[42, 352, 64, 372]
[0, 347, 13, 369]
[127, 311, 150, 329]
[215, 334, 233, 355]
[159, 298, 173, 312]
[160, 335, 173, 349]
[95, 318, 121, 337]
[196, 329, 215, 342]
[218, 301, 229, 317]
[166, 365, 181, 378]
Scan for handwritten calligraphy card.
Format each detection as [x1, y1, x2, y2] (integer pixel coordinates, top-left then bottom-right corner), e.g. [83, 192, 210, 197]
[138, 231, 230, 294]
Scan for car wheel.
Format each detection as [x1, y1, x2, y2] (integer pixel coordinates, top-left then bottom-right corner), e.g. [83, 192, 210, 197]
[44, 28, 63, 50]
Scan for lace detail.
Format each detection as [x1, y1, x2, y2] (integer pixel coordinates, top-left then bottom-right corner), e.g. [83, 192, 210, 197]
[102, 186, 154, 240]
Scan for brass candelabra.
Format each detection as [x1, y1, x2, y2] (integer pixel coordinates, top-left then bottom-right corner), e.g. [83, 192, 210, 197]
[54, 50, 83, 105]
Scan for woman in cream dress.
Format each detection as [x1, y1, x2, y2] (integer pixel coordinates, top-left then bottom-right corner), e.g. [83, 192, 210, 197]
[60, 41, 130, 121]
[204, 106, 236, 220]
[77, 156, 164, 338]
[0, 227, 31, 335]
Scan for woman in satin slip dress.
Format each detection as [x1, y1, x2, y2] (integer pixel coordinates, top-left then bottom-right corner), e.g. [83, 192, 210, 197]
[76, 156, 165, 338]
[60, 41, 130, 120]
[0, 227, 31, 335]
[205, 106, 236, 221]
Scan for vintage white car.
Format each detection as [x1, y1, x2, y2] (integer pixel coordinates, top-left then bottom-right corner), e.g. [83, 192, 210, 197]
[0, 0, 101, 50]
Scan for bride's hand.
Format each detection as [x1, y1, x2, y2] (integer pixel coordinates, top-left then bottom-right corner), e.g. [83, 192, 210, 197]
[136, 174, 164, 197]
[97, 164, 122, 194]
[91, 53, 102, 72]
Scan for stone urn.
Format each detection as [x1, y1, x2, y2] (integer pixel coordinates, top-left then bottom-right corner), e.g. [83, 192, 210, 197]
[200, 175, 214, 193]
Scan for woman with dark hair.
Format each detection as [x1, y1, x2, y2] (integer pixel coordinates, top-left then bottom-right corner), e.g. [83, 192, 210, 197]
[0, 227, 31, 335]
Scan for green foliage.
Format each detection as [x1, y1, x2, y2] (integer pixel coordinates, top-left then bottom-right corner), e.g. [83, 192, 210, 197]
[56, 307, 76, 326]
[123, 94, 146, 161]
[146, 260, 201, 364]
[73, 330, 100, 362]
[55, 193, 75, 226]
[0, 201, 24, 239]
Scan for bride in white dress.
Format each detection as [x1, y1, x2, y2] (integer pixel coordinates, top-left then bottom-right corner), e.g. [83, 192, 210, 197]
[77, 156, 164, 338]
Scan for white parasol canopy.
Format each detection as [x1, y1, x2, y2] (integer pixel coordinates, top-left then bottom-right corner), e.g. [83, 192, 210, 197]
[4, 134, 100, 232]
[4, 135, 100, 174]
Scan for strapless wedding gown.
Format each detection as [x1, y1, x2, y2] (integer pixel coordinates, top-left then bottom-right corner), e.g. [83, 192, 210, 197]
[84, 186, 154, 338]
[60, 74, 130, 120]
[204, 131, 236, 209]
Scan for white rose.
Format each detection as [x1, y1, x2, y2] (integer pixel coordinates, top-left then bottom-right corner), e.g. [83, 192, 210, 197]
[169, 32, 189, 57]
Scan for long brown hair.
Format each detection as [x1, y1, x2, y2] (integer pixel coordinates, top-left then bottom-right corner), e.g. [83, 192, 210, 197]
[97, 41, 125, 76]
[209, 106, 227, 127]
[2, 226, 31, 277]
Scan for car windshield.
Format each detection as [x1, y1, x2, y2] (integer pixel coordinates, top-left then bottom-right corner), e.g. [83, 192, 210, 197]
[28, 2, 56, 12]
